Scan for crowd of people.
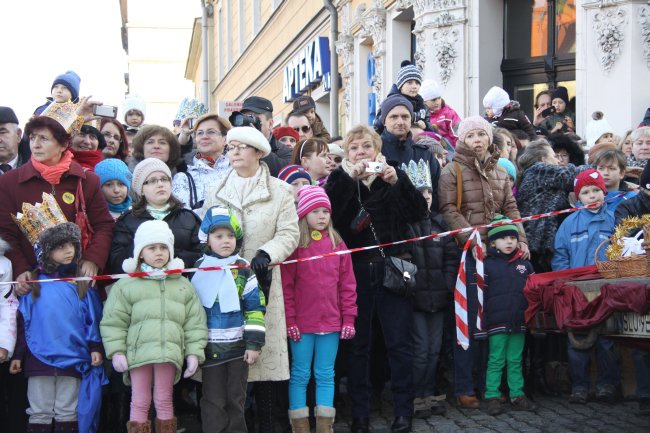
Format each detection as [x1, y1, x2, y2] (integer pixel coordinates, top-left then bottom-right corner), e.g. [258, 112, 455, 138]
[0, 62, 649, 433]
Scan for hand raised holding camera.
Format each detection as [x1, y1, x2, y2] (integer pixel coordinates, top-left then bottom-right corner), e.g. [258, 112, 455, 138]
[378, 164, 398, 185]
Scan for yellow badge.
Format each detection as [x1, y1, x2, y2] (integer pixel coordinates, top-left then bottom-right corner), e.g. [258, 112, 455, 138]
[231, 269, 239, 279]
[62, 192, 75, 204]
[311, 230, 322, 241]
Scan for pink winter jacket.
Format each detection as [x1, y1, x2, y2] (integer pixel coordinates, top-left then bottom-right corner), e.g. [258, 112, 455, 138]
[429, 104, 461, 147]
[281, 232, 357, 334]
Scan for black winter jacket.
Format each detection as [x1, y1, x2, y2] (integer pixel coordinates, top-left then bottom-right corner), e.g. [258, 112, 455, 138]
[262, 135, 292, 178]
[325, 165, 428, 261]
[487, 101, 537, 140]
[380, 130, 441, 211]
[108, 204, 202, 274]
[410, 213, 459, 312]
[483, 247, 534, 335]
[374, 84, 433, 133]
[615, 191, 650, 226]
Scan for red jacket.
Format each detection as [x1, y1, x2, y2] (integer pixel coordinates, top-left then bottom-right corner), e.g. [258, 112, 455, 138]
[281, 231, 357, 334]
[0, 160, 114, 276]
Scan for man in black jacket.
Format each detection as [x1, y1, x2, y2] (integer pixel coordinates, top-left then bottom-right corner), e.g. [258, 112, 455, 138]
[241, 96, 292, 177]
[379, 95, 441, 210]
[0, 107, 29, 174]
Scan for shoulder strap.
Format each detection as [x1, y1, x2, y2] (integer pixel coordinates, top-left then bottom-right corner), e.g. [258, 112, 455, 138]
[185, 171, 197, 209]
[454, 161, 462, 210]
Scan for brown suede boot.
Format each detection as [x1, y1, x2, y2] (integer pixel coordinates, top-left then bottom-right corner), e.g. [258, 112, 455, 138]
[288, 408, 310, 433]
[154, 417, 177, 433]
[27, 423, 53, 433]
[126, 420, 151, 433]
[315, 406, 335, 433]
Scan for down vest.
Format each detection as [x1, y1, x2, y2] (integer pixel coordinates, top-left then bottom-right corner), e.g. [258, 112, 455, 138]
[100, 273, 207, 384]
[438, 140, 527, 246]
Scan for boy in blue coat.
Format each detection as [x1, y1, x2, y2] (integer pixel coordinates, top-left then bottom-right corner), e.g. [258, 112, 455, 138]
[552, 169, 620, 404]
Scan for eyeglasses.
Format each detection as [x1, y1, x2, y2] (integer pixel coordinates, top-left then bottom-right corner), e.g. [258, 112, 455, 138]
[226, 143, 253, 152]
[102, 131, 121, 142]
[143, 176, 171, 186]
[195, 129, 224, 138]
[293, 125, 311, 133]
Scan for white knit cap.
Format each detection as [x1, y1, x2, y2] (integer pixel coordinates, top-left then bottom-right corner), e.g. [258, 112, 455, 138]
[122, 220, 182, 273]
[482, 86, 510, 117]
[226, 126, 271, 157]
[585, 111, 614, 149]
[123, 94, 146, 120]
[131, 158, 172, 196]
[327, 142, 345, 158]
[420, 79, 442, 101]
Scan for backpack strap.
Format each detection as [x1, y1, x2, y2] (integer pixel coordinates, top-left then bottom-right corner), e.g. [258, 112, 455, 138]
[454, 161, 462, 210]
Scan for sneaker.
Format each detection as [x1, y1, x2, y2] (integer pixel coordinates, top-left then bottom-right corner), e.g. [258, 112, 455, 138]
[485, 398, 502, 416]
[569, 390, 588, 404]
[511, 395, 537, 411]
[639, 398, 650, 416]
[595, 385, 618, 404]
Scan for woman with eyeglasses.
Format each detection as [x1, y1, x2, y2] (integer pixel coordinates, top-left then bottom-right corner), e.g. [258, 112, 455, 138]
[201, 126, 299, 432]
[171, 114, 231, 211]
[100, 118, 130, 161]
[108, 158, 201, 274]
[128, 125, 184, 173]
[292, 138, 331, 186]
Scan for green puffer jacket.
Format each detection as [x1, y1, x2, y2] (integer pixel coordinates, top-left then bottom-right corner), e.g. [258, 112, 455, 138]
[100, 271, 208, 384]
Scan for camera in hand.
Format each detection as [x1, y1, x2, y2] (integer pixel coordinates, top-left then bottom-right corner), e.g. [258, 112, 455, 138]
[229, 111, 262, 131]
[412, 108, 427, 125]
[366, 162, 385, 173]
[92, 105, 118, 118]
[541, 106, 556, 118]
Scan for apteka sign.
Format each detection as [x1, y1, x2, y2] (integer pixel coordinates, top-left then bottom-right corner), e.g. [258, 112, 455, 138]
[282, 37, 331, 102]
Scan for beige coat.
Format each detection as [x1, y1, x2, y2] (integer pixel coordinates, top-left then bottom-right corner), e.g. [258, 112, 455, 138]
[202, 162, 299, 381]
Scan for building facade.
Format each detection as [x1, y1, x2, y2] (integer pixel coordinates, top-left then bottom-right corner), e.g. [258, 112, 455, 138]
[186, 0, 650, 138]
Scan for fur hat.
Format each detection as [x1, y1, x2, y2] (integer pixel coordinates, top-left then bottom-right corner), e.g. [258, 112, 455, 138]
[551, 86, 570, 105]
[122, 220, 183, 273]
[226, 126, 271, 157]
[396, 60, 422, 90]
[482, 86, 510, 117]
[585, 111, 614, 149]
[457, 116, 494, 145]
[640, 163, 650, 190]
[52, 71, 81, 103]
[488, 214, 519, 243]
[549, 133, 586, 167]
[95, 158, 132, 192]
[278, 164, 312, 185]
[123, 94, 146, 120]
[419, 80, 442, 101]
[379, 95, 414, 124]
[131, 158, 172, 196]
[574, 169, 606, 198]
[296, 186, 331, 219]
[34, 222, 82, 274]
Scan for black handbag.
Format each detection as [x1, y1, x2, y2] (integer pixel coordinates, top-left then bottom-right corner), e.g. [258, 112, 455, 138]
[355, 182, 417, 297]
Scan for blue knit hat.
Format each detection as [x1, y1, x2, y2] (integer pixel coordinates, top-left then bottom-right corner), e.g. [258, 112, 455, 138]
[396, 60, 422, 90]
[94, 158, 132, 193]
[497, 158, 517, 180]
[200, 206, 243, 240]
[51, 70, 81, 103]
[278, 164, 312, 185]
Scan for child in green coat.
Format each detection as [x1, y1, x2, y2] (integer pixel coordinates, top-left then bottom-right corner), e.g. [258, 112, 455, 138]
[100, 220, 207, 433]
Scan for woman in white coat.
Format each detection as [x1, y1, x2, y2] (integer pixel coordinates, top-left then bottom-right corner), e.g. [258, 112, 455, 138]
[201, 126, 299, 432]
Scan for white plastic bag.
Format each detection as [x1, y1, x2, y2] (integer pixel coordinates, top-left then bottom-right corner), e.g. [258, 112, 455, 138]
[621, 230, 646, 257]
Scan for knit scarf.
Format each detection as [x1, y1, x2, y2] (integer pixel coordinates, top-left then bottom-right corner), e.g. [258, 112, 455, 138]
[31, 150, 74, 185]
[194, 153, 216, 168]
[341, 153, 387, 188]
[71, 149, 103, 171]
[108, 196, 132, 215]
[146, 203, 171, 220]
[140, 262, 169, 280]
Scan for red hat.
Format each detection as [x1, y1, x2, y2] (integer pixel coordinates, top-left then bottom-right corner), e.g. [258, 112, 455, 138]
[272, 126, 299, 142]
[573, 169, 606, 198]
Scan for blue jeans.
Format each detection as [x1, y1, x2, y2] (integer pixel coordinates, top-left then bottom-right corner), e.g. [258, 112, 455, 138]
[288, 333, 339, 410]
[567, 336, 620, 393]
[632, 349, 650, 398]
[348, 261, 414, 418]
[453, 254, 487, 397]
[412, 311, 444, 398]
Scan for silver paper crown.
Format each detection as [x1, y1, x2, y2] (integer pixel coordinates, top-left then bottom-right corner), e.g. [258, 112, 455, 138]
[402, 159, 432, 190]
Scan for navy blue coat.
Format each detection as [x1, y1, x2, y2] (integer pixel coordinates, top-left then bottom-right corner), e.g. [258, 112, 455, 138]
[483, 247, 534, 335]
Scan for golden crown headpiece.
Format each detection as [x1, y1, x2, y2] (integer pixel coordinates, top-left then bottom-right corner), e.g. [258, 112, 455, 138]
[11, 193, 68, 245]
[40, 101, 85, 136]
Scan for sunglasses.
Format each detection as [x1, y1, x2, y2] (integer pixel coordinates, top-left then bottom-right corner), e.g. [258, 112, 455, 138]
[293, 125, 311, 133]
[328, 155, 342, 164]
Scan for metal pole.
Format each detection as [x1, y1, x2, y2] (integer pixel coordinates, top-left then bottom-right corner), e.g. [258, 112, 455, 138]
[323, 0, 339, 136]
[201, 0, 210, 110]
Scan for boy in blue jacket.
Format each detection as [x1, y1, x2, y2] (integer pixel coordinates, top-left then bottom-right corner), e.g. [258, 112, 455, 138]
[552, 169, 620, 404]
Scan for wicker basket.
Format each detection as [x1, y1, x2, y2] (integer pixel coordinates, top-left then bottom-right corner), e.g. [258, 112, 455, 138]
[595, 239, 619, 279]
[616, 254, 648, 277]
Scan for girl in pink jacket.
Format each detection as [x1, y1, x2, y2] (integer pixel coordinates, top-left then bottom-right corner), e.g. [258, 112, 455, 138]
[281, 186, 357, 433]
[421, 79, 462, 148]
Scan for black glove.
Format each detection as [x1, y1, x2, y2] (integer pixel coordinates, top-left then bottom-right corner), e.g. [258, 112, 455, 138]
[251, 250, 271, 280]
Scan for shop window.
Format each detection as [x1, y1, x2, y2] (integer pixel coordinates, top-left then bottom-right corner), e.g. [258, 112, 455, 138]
[502, 0, 575, 119]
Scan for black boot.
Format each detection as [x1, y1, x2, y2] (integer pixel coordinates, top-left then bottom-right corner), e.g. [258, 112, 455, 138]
[350, 417, 370, 433]
[254, 381, 275, 433]
[390, 416, 412, 433]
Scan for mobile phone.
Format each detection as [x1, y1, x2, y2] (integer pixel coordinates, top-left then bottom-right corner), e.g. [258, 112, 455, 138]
[367, 162, 385, 173]
[189, 118, 196, 129]
[541, 106, 555, 118]
[92, 105, 118, 118]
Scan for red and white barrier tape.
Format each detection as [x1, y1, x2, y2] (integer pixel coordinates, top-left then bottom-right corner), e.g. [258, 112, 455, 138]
[455, 229, 484, 350]
[2, 194, 622, 285]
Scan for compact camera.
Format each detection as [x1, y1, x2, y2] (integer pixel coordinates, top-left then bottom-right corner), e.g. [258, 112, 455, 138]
[92, 105, 118, 118]
[366, 162, 385, 173]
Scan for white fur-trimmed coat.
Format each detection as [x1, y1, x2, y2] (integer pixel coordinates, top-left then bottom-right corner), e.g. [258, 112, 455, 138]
[0, 238, 18, 358]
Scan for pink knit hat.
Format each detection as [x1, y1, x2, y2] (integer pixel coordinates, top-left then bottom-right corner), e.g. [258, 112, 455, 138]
[457, 116, 494, 145]
[296, 186, 331, 218]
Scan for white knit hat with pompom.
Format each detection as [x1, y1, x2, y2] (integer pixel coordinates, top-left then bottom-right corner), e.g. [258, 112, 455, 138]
[122, 220, 184, 273]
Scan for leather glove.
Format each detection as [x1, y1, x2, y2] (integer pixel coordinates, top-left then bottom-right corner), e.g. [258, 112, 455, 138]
[183, 355, 199, 378]
[341, 325, 356, 340]
[251, 251, 271, 282]
[287, 324, 301, 342]
[112, 353, 128, 373]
